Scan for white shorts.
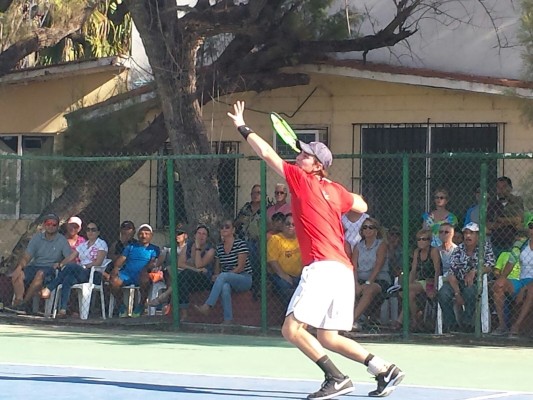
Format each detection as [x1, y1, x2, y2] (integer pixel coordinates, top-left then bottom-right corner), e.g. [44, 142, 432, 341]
[286, 260, 355, 331]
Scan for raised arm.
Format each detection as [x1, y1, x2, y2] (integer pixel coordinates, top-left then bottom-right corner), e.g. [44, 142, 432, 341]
[228, 101, 285, 178]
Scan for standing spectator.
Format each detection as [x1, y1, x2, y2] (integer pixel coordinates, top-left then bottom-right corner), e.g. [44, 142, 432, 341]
[266, 183, 291, 221]
[6, 214, 77, 314]
[40, 221, 108, 318]
[351, 217, 390, 331]
[195, 219, 253, 324]
[422, 188, 458, 247]
[437, 222, 495, 333]
[437, 223, 457, 278]
[464, 186, 481, 225]
[342, 210, 369, 260]
[235, 184, 261, 299]
[109, 224, 160, 318]
[267, 213, 302, 306]
[492, 214, 533, 335]
[487, 176, 524, 257]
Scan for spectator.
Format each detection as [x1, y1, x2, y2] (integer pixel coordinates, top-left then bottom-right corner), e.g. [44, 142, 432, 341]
[351, 217, 390, 331]
[464, 186, 481, 225]
[492, 214, 533, 335]
[395, 229, 440, 330]
[267, 213, 302, 306]
[437, 223, 457, 278]
[453, 230, 464, 245]
[6, 214, 77, 314]
[508, 280, 533, 338]
[40, 221, 108, 318]
[422, 188, 458, 247]
[150, 224, 215, 322]
[64, 216, 86, 254]
[195, 219, 253, 324]
[235, 184, 261, 299]
[342, 210, 369, 260]
[386, 226, 403, 280]
[266, 183, 291, 222]
[105, 220, 137, 280]
[487, 176, 524, 257]
[109, 224, 161, 318]
[437, 222, 495, 333]
[267, 212, 286, 241]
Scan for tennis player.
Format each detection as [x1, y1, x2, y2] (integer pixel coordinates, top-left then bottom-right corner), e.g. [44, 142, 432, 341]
[228, 101, 404, 399]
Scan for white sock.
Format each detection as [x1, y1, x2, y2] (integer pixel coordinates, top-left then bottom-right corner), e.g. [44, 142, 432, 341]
[366, 356, 388, 376]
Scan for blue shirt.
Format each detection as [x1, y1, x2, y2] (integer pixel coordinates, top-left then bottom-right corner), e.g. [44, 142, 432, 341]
[122, 242, 160, 276]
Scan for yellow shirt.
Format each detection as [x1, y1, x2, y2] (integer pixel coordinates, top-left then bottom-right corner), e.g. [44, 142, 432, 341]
[267, 233, 302, 277]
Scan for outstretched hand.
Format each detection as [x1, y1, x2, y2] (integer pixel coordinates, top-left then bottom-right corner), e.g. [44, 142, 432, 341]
[227, 101, 246, 127]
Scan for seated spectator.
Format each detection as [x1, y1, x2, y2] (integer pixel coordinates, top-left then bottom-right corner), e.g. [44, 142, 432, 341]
[266, 183, 291, 222]
[106, 220, 137, 280]
[40, 221, 108, 318]
[64, 216, 86, 256]
[342, 210, 369, 260]
[453, 230, 464, 245]
[422, 188, 458, 247]
[394, 229, 440, 330]
[437, 222, 495, 333]
[351, 217, 390, 331]
[386, 225, 402, 280]
[149, 224, 215, 322]
[437, 223, 457, 278]
[195, 219, 253, 324]
[267, 213, 302, 307]
[464, 186, 481, 225]
[109, 224, 161, 318]
[6, 214, 77, 314]
[487, 176, 524, 257]
[508, 280, 533, 338]
[492, 214, 533, 335]
[267, 212, 286, 241]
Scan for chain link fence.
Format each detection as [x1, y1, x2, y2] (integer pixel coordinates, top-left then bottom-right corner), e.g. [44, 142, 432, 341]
[1, 152, 533, 339]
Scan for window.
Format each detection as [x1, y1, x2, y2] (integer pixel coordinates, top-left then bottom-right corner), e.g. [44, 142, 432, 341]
[273, 128, 329, 157]
[358, 123, 499, 229]
[0, 135, 54, 218]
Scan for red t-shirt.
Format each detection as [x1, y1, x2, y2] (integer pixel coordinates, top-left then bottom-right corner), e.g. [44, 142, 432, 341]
[283, 162, 353, 268]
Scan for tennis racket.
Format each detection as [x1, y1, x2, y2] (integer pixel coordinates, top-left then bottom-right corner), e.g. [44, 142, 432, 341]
[270, 112, 300, 153]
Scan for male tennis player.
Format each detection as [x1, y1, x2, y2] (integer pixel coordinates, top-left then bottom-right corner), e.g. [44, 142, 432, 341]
[228, 101, 404, 399]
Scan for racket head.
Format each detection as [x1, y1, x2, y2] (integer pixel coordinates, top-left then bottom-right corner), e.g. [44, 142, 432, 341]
[270, 112, 300, 153]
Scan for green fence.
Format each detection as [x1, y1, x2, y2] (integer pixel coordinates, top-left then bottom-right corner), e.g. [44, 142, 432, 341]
[1, 151, 533, 338]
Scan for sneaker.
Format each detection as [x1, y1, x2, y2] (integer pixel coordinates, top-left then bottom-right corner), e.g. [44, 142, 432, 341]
[369, 364, 405, 397]
[118, 304, 128, 318]
[4, 302, 28, 315]
[131, 304, 145, 318]
[307, 375, 353, 400]
[491, 326, 509, 336]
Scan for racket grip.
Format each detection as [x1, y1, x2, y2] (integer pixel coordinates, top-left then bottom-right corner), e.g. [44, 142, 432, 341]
[237, 125, 253, 139]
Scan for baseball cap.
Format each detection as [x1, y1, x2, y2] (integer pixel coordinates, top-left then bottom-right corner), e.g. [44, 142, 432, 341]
[298, 141, 333, 169]
[42, 213, 60, 224]
[462, 222, 479, 232]
[137, 223, 153, 234]
[175, 223, 186, 235]
[120, 220, 135, 230]
[67, 216, 82, 227]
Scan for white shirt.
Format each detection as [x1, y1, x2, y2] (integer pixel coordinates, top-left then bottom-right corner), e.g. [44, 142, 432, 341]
[76, 237, 108, 266]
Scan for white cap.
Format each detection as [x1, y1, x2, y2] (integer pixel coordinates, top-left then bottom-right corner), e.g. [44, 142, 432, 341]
[137, 223, 153, 234]
[67, 216, 82, 227]
[462, 222, 479, 232]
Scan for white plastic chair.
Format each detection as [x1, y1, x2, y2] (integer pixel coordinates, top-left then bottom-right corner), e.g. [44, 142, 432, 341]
[108, 284, 140, 318]
[148, 281, 167, 316]
[29, 293, 55, 317]
[52, 259, 111, 320]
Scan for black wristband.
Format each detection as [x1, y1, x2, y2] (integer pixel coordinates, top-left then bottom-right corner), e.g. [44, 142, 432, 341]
[237, 125, 253, 139]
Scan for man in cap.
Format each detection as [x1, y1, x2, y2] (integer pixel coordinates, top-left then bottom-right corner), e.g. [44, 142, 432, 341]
[437, 222, 495, 333]
[6, 213, 78, 314]
[109, 223, 161, 318]
[228, 101, 404, 399]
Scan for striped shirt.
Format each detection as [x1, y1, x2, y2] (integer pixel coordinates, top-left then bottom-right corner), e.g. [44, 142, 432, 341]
[216, 238, 252, 274]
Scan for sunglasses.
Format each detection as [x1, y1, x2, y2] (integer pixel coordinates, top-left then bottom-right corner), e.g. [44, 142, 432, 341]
[434, 196, 446, 200]
[220, 224, 232, 229]
[439, 230, 451, 234]
[275, 191, 286, 195]
[86, 227, 98, 232]
[528, 223, 533, 229]
[362, 225, 376, 230]
[417, 237, 431, 241]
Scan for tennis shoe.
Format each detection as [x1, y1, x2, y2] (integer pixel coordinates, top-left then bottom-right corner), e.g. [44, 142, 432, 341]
[307, 375, 353, 399]
[368, 364, 404, 397]
[131, 304, 145, 318]
[118, 304, 128, 318]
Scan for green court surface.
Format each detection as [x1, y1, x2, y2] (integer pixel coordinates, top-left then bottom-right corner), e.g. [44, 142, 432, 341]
[0, 323, 531, 393]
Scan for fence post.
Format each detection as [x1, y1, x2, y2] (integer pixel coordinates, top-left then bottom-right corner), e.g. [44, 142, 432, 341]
[475, 162, 489, 338]
[260, 160, 268, 333]
[402, 153, 410, 338]
[166, 158, 179, 329]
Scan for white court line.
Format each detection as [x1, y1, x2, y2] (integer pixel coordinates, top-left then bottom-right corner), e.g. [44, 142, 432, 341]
[1, 362, 532, 396]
